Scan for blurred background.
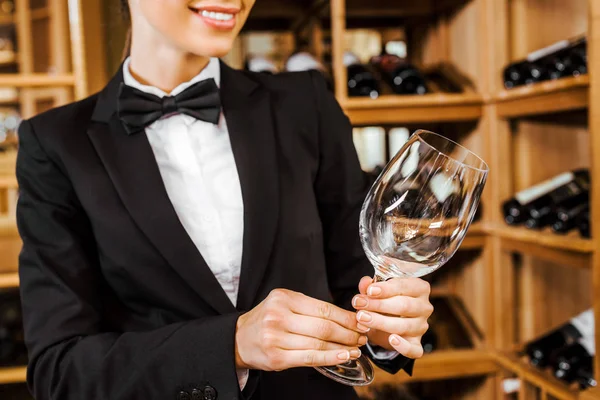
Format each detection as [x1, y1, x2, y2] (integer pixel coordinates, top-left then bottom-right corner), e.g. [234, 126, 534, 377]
[0, 0, 597, 399]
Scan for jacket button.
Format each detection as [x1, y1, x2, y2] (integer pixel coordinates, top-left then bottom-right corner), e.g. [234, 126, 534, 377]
[191, 389, 202, 400]
[178, 391, 191, 400]
[203, 385, 218, 400]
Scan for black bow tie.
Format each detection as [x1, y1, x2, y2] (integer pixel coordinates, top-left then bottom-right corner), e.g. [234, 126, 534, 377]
[117, 78, 221, 135]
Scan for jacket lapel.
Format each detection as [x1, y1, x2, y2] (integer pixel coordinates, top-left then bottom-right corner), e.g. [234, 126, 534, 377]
[87, 67, 236, 315]
[220, 62, 280, 311]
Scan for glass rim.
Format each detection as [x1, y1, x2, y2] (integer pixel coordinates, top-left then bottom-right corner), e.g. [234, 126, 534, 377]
[413, 129, 490, 173]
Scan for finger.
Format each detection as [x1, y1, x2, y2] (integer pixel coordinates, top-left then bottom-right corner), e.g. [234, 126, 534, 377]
[286, 348, 363, 368]
[276, 333, 361, 352]
[367, 277, 431, 299]
[355, 311, 429, 337]
[287, 292, 363, 332]
[352, 294, 434, 318]
[358, 276, 372, 295]
[389, 334, 424, 359]
[287, 314, 369, 347]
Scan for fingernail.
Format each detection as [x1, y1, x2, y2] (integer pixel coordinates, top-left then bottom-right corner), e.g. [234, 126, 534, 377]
[357, 323, 371, 333]
[367, 286, 382, 297]
[357, 311, 372, 323]
[352, 296, 368, 308]
[337, 350, 350, 361]
[390, 335, 401, 346]
[358, 336, 368, 346]
[349, 349, 362, 359]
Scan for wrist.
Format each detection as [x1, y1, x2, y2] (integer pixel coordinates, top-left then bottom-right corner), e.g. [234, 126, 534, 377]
[235, 313, 251, 369]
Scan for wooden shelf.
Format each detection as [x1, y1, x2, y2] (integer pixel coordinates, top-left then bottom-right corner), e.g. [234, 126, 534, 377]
[0, 15, 14, 25]
[369, 349, 497, 384]
[489, 224, 594, 254]
[495, 75, 589, 119]
[0, 272, 18, 289]
[0, 74, 75, 87]
[580, 388, 600, 400]
[493, 353, 579, 400]
[0, 366, 26, 384]
[0, 217, 17, 237]
[342, 94, 484, 125]
[0, 175, 17, 189]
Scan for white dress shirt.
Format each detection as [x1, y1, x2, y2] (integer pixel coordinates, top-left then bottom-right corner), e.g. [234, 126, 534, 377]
[122, 57, 249, 387]
[122, 58, 398, 382]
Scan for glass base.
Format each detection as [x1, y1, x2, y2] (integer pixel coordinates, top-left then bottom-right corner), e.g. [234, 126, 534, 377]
[314, 354, 374, 386]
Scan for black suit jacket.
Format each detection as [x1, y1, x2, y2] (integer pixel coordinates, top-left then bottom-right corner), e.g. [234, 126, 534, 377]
[16, 61, 413, 400]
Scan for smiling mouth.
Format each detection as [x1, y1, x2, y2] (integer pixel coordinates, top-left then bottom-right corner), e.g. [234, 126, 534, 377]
[192, 9, 235, 21]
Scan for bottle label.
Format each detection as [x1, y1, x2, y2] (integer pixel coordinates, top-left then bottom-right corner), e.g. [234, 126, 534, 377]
[514, 172, 575, 205]
[527, 39, 570, 62]
[355, 127, 386, 172]
[502, 378, 521, 394]
[580, 335, 596, 355]
[571, 309, 595, 355]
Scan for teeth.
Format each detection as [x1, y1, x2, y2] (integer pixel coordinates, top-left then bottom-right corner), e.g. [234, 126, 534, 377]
[200, 10, 234, 21]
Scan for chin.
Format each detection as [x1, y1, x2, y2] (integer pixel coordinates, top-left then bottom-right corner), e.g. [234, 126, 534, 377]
[185, 39, 234, 59]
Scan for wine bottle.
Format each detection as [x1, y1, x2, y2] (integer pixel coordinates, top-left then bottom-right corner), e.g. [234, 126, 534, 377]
[344, 52, 380, 99]
[388, 127, 410, 159]
[502, 169, 589, 225]
[575, 359, 597, 390]
[524, 171, 590, 229]
[503, 36, 587, 89]
[370, 54, 428, 95]
[553, 343, 594, 383]
[566, 38, 588, 76]
[552, 203, 589, 234]
[578, 208, 591, 238]
[503, 60, 547, 89]
[525, 309, 593, 367]
[543, 37, 587, 80]
[503, 61, 526, 89]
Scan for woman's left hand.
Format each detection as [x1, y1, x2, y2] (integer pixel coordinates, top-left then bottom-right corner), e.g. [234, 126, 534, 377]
[352, 276, 434, 359]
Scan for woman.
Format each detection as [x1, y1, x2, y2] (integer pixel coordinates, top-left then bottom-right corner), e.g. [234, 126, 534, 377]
[15, 1, 433, 399]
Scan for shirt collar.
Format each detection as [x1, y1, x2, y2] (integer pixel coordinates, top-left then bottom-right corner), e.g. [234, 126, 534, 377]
[122, 57, 221, 98]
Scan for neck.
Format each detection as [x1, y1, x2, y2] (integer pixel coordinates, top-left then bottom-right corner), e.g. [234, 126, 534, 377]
[128, 31, 210, 94]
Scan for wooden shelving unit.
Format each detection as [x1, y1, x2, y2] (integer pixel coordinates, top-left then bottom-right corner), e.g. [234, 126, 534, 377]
[489, 224, 594, 253]
[494, 353, 579, 400]
[495, 75, 589, 118]
[0, 367, 26, 385]
[342, 94, 484, 125]
[371, 349, 498, 384]
[0, 0, 106, 389]
[0, 273, 18, 289]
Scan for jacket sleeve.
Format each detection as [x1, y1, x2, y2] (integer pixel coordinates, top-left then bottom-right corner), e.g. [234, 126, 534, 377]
[309, 71, 414, 376]
[16, 119, 244, 400]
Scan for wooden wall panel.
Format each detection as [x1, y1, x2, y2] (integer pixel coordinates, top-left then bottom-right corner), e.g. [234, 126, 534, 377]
[448, 0, 482, 90]
[517, 257, 592, 344]
[512, 117, 590, 191]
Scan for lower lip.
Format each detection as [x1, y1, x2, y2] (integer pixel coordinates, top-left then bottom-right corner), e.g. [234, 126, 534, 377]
[194, 11, 237, 30]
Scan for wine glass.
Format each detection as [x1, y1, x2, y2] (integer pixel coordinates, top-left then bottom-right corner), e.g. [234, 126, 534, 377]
[315, 129, 489, 386]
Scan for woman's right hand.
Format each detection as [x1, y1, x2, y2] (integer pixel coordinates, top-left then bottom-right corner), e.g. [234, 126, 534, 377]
[235, 289, 368, 371]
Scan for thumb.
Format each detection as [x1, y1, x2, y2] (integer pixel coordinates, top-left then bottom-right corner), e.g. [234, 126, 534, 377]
[358, 276, 373, 295]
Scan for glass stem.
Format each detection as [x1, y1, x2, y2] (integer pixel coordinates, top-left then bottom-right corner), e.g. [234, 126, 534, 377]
[373, 273, 387, 283]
